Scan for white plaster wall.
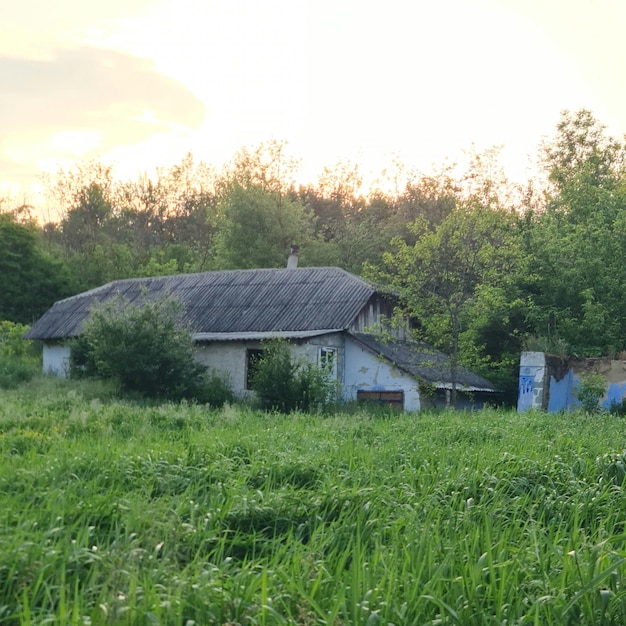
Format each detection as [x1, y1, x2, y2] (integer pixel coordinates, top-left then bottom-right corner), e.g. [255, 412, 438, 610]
[344, 336, 420, 411]
[517, 351, 546, 412]
[194, 334, 345, 398]
[289, 333, 344, 382]
[194, 342, 250, 397]
[43, 343, 71, 377]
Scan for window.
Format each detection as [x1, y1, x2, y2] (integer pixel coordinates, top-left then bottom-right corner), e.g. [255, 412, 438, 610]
[246, 348, 264, 389]
[318, 346, 338, 378]
[357, 390, 404, 410]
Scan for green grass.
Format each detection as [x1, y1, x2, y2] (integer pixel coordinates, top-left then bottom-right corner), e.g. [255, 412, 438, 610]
[2, 379, 626, 624]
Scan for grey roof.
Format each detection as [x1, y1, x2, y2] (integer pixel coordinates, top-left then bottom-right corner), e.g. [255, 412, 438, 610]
[350, 333, 498, 392]
[25, 267, 378, 340]
[192, 330, 340, 342]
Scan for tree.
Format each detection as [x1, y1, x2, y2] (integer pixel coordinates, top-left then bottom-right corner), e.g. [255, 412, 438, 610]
[524, 109, 626, 356]
[0, 211, 73, 323]
[380, 201, 522, 406]
[71, 293, 231, 402]
[541, 109, 625, 222]
[212, 182, 313, 269]
[210, 142, 314, 269]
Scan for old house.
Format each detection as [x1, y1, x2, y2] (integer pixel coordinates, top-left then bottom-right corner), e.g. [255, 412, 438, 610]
[25, 265, 497, 411]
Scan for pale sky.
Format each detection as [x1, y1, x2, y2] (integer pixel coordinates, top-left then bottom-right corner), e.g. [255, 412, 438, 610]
[1, 0, 625, 202]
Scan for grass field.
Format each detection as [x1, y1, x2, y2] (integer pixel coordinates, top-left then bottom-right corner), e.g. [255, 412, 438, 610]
[2, 379, 626, 624]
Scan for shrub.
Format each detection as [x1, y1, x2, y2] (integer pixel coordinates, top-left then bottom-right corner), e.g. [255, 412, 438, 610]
[251, 340, 336, 413]
[195, 369, 235, 407]
[70, 293, 231, 402]
[0, 321, 36, 358]
[0, 321, 40, 389]
[574, 371, 606, 414]
[0, 355, 38, 389]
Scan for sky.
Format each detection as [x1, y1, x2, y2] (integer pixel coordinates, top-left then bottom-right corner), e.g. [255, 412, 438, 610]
[2, 0, 625, 205]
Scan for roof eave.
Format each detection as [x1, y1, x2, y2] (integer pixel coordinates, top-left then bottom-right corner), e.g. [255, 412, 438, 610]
[192, 329, 344, 342]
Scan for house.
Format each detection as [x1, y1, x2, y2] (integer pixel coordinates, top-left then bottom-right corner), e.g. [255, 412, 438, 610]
[25, 265, 498, 411]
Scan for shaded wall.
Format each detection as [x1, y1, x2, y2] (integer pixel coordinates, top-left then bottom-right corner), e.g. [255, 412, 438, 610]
[518, 351, 626, 412]
[344, 335, 421, 411]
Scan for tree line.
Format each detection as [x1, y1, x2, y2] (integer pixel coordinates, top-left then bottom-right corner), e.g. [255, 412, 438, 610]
[2, 109, 626, 404]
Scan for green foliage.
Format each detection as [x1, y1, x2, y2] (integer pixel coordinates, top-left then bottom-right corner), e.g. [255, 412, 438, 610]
[70, 294, 229, 402]
[0, 212, 73, 323]
[251, 340, 335, 413]
[379, 195, 523, 405]
[0, 321, 34, 358]
[525, 109, 626, 357]
[0, 321, 40, 389]
[4, 393, 626, 623]
[194, 369, 235, 407]
[608, 396, 626, 417]
[212, 182, 313, 270]
[0, 355, 38, 389]
[575, 371, 606, 414]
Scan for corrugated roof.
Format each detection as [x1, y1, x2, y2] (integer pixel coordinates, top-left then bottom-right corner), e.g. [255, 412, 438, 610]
[349, 333, 498, 392]
[192, 330, 341, 342]
[25, 267, 377, 340]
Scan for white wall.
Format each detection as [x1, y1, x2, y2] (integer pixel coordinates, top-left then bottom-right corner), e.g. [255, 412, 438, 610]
[47, 333, 421, 411]
[42, 343, 71, 377]
[344, 335, 420, 411]
[517, 351, 547, 411]
[194, 341, 249, 395]
[194, 333, 345, 398]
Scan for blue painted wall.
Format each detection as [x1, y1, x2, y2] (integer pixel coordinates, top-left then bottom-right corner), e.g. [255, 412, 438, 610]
[547, 370, 578, 412]
[518, 352, 626, 412]
[547, 372, 626, 412]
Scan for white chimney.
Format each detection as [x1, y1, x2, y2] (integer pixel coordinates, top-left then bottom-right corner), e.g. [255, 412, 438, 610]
[287, 245, 299, 269]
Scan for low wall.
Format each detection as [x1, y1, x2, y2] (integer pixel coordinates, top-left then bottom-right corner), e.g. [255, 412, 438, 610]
[518, 351, 626, 412]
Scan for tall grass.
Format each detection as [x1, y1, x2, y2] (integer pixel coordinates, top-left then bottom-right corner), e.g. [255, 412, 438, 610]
[2, 380, 626, 624]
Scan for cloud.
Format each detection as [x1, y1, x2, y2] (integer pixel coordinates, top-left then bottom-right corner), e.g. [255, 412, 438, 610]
[0, 45, 205, 187]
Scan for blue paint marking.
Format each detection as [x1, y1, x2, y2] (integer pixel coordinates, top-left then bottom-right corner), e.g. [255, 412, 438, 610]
[518, 375, 535, 411]
[548, 370, 579, 412]
[604, 382, 626, 409]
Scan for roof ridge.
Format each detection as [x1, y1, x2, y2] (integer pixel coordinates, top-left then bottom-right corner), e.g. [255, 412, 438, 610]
[26, 266, 386, 341]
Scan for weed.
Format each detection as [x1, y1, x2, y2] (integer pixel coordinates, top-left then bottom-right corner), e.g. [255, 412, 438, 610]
[2, 388, 626, 623]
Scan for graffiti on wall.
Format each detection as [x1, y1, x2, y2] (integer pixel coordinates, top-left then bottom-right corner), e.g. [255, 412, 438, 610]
[518, 352, 626, 412]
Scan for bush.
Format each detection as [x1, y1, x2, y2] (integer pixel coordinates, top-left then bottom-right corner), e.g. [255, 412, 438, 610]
[574, 371, 606, 414]
[0, 355, 38, 389]
[0, 321, 36, 358]
[251, 340, 336, 413]
[0, 321, 40, 389]
[195, 369, 235, 407]
[70, 294, 232, 402]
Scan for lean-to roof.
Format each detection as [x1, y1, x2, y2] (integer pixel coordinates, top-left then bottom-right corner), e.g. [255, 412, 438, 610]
[25, 267, 378, 341]
[350, 333, 498, 392]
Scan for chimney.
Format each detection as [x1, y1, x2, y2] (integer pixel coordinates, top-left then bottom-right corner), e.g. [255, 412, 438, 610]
[287, 245, 299, 269]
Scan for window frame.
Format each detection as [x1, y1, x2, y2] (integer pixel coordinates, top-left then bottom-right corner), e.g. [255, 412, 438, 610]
[318, 346, 338, 378]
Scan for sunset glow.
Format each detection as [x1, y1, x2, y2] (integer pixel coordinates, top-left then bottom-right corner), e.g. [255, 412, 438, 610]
[2, 0, 625, 203]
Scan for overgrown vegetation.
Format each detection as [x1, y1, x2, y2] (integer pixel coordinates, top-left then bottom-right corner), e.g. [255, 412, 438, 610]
[70, 294, 233, 405]
[3, 382, 626, 623]
[4, 108, 626, 405]
[575, 371, 607, 414]
[0, 321, 39, 389]
[251, 339, 337, 413]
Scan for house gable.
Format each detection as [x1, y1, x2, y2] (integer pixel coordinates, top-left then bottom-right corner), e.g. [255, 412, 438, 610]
[344, 334, 421, 411]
